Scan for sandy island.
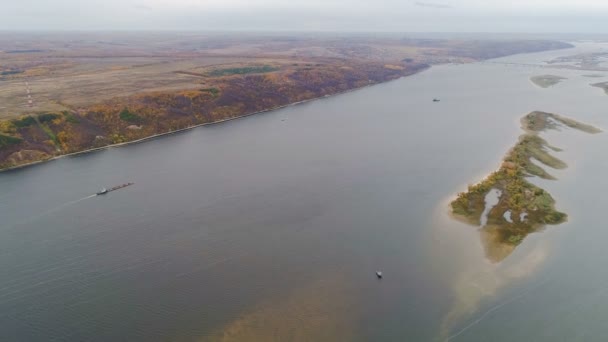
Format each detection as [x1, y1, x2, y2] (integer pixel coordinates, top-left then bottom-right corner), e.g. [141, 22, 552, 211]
[591, 82, 608, 95]
[530, 75, 567, 88]
[450, 111, 600, 262]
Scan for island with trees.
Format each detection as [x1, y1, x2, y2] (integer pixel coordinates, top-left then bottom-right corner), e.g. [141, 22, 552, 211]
[450, 111, 600, 262]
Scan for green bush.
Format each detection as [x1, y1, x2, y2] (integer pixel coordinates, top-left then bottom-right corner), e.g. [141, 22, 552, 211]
[119, 108, 141, 123]
[507, 234, 523, 245]
[200, 87, 220, 96]
[38, 113, 60, 124]
[0, 133, 22, 148]
[209, 65, 278, 77]
[12, 116, 36, 128]
[62, 111, 80, 124]
[0, 70, 23, 76]
[544, 211, 566, 224]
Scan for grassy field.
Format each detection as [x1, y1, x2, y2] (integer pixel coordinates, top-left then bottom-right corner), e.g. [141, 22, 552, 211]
[0, 56, 260, 119]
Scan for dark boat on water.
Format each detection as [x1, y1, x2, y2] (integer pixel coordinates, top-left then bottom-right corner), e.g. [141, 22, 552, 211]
[433, 98, 440, 102]
[96, 183, 134, 196]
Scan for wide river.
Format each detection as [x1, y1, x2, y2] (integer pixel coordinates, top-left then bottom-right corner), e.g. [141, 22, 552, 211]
[2, 42, 608, 341]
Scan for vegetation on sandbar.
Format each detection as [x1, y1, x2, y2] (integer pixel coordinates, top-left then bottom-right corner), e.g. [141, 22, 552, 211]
[591, 82, 608, 95]
[522, 111, 601, 134]
[530, 75, 566, 88]
[451, 111, 600, 260]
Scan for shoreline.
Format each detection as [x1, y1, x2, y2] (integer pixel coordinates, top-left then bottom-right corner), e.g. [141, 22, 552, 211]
[0, 70, 428, 173]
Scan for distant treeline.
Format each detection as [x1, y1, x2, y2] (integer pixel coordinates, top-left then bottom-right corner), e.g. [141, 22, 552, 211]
[1, 70, 24, 76]
[5, 49, 44, 54]
[208, 65, 279, 77]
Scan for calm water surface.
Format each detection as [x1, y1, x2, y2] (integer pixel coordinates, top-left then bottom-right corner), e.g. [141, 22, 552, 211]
[1, 42, 608, 341]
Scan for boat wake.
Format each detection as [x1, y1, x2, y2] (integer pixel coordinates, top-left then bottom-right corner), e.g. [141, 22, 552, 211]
[39, 194, 97, 216]
[6, 194, 96, 229]
[66, 194, 97, 205]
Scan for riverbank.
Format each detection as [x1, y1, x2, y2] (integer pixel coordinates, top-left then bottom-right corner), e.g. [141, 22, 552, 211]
[0, 61, 432, 171]
[0, 69, 427, 172]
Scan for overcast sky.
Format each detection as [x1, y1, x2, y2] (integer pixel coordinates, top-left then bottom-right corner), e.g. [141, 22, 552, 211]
[2, 0, 608, 33]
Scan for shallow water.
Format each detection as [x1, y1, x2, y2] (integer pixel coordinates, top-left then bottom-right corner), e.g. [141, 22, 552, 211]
[1, 42, 608, 341]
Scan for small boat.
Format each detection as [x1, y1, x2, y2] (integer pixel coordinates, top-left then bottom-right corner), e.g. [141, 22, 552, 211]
[376, 271, 383, 279]
[96, 188, 108, 195]
[433, 98, 440, 102]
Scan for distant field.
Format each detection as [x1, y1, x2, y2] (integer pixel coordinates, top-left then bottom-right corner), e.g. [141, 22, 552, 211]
[0, 33, 572, 119]
[0, 56, 262, 119]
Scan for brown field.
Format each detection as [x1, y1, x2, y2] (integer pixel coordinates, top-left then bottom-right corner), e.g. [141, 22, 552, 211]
[0, 33, 572, 118]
